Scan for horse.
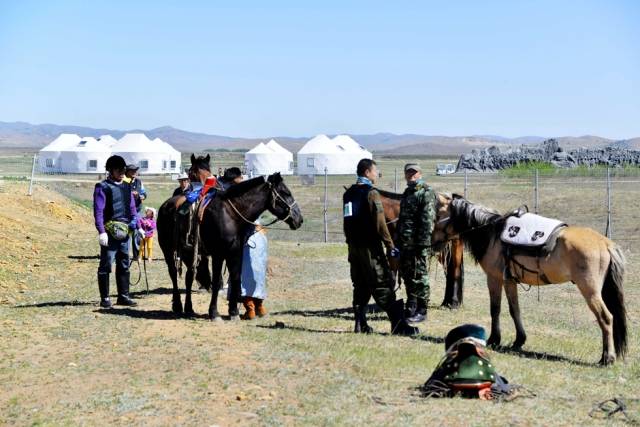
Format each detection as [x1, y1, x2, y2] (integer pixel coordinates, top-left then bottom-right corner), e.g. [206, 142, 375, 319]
[157, 154, 217, 316]
[157, 155, 303, 319]
[377, 189, 465, 308]
[432, 193, 627, 365]
[199, 171, 303, 320]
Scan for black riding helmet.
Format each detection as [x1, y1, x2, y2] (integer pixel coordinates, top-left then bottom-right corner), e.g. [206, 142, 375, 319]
[105, 155, 126, 171]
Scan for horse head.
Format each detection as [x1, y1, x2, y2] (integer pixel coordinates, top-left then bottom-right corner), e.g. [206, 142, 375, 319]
[431, 192, 463, 250]
[266, 172, 303, 229]
[189, 154, 211, 182]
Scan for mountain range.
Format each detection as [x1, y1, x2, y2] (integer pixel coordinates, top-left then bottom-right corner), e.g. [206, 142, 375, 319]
[1, 121, 638, 155]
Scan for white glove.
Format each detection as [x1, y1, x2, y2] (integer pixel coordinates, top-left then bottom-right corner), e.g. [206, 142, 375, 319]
[137, 228, 146, 239]
[98, 232, 109, 247]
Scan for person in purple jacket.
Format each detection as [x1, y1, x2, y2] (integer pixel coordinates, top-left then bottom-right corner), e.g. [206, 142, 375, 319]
[93, 155, 139, 308]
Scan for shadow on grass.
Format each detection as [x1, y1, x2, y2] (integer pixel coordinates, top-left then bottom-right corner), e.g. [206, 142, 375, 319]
[272, 304, 386, 321]
[94, 307, 209, 320]
[13, 300, 95, 308]
[490, 344, 594, 367]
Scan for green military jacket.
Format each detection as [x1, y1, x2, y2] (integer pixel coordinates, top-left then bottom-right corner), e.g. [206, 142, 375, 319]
[398, 180, 436, 250]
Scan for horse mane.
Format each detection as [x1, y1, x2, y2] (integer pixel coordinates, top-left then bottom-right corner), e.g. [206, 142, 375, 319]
[450, 198, 505, 263]
[376, 188, 402, 200]
[220, 176, 266, 199]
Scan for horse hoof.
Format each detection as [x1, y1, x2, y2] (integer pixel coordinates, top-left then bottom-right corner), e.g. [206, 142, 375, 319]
[172, 305, 183, 314]
[487, 336, 501, 348]
[599, 355, 615, 366]
[229, 315, 241, 322]
[209, 316, 222, 322]
[185, 310, 196, 318]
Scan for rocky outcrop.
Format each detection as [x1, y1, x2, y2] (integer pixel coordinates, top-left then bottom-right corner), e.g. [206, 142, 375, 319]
[456, 139, 640, 172]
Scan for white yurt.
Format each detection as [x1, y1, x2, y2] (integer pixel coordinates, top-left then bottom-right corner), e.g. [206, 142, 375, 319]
[112, 133, 180, 174]
[265, 139, 294, 175]
[297, 134, 372, 175]
[245, 139, 294, 176]
[153, 137, 182, 173]
[55, 136, 112, 173]
[38, 133, 81, 173]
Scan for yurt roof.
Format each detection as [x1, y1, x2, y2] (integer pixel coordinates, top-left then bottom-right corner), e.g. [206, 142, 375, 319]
[153, 137, 181, 155]
[67, 137, 110, 152]
[265, 139, 292, 155]
[97, 135, 118, 147]
[247, 142, 273, 154]
[40, 133, 81, 151]
[298, 134, 335, 154]
[112, 133, 165, 153]
[332, 134, 368, 152]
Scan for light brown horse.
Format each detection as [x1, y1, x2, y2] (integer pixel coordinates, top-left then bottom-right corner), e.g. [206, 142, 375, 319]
[432, 193, 627, 365]
[377, 189, 465, 308]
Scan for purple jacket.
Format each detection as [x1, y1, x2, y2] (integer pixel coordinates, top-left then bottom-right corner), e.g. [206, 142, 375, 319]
[138, 217, 156, 238]
[93, 179, 137, 234]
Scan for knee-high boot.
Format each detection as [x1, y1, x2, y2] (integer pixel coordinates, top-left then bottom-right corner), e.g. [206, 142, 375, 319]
[353, 304, 373, 334]
[98, 273, 112, 308]
[115, 271, 137, 306]
[387, 299, 419, 336]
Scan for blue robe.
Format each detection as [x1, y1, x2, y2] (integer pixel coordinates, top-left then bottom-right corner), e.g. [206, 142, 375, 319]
[240, 228, 268, 299]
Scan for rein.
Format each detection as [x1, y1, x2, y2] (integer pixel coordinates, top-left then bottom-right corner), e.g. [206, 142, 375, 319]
[225, 182, 297, 229]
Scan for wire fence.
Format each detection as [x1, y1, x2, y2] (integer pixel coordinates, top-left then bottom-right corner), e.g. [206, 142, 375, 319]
[1, 150, 638, 251]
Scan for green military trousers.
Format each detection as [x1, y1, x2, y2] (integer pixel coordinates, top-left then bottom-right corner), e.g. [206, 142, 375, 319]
[400, 247, 430, 308]
[348, 245, 396, 312]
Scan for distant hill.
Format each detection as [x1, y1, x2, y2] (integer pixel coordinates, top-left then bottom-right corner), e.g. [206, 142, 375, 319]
[0, 121, 635, 155]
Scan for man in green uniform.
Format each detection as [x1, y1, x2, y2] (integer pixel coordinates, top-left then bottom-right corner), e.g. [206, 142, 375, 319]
[343, 159, 419, 336]
[398, 163, 436, 323]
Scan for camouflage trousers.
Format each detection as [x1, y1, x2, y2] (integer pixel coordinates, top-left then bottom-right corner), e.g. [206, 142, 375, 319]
[400, 247, 430, 307]
[348, 245, 396, 312]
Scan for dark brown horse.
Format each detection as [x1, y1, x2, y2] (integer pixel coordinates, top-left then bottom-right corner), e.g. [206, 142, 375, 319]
[377, 189, 465, 308]
[158, 155, 303, 319]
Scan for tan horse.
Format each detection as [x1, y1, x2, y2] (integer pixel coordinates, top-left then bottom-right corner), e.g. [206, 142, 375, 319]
[433, 193, 627, 365]
[377, 189, 465, 308]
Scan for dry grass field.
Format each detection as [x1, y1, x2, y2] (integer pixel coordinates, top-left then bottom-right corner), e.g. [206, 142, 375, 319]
[1, 159, 639, 425]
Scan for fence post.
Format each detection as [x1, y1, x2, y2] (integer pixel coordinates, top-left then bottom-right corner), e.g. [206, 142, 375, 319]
[323, 167, 328, 243]
[394, 168, 398, 193]
[463, 169, 468, 198]
[28, 154, 37, 196]
[534, 168, 539, 214]
[605, 167, 612, 238]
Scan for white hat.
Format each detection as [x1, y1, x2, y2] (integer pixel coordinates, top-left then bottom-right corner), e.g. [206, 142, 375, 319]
[176, 172, 189, 180]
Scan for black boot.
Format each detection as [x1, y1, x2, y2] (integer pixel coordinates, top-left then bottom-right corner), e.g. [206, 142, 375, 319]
[404, 298, 417, 319]
[388, 299, 419, 336]
[98, 273, 112, 308]
[116, 271, 137, 306]
[353, 305, 373, 334]
[407, 299, 427, 323]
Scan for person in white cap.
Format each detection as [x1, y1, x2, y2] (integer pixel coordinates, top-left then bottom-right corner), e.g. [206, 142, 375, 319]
[172, 172, 192, 197]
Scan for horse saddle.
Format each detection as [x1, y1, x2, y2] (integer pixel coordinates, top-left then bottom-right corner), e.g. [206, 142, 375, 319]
[500, 212, 566, 249]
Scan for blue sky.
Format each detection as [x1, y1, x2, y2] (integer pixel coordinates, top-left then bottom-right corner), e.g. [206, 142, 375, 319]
[0, 1, 638, 139]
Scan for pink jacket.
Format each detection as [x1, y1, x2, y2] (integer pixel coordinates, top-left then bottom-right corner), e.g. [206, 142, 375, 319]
[138, 217, 156, 238]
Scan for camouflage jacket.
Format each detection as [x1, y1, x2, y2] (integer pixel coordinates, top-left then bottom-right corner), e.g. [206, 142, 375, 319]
[398, 180, 436, 250]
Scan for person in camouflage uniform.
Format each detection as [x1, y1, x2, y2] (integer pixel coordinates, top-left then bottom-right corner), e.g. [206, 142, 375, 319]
[343, 159, 419, 336]
[398, 163, 436, 323]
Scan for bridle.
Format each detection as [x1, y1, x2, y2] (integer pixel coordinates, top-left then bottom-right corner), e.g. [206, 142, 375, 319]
[226, 181, 298, 228]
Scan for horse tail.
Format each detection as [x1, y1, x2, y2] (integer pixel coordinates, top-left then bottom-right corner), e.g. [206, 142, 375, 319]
[602, 244, 627, 358]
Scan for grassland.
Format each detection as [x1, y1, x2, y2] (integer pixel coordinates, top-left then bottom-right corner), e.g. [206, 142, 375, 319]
[0, 155, 639, 426]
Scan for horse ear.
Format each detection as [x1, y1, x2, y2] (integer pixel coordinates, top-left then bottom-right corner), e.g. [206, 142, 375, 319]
[205, 154, 210, 163]
[190, 154, 196, 164]
[452, 193, 464, 200]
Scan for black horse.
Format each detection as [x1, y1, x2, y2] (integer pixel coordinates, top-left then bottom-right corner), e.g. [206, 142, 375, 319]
[157, 155, 303, 319]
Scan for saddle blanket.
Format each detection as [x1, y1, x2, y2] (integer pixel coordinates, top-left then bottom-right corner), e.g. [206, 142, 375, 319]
[500, 213, 566, 247]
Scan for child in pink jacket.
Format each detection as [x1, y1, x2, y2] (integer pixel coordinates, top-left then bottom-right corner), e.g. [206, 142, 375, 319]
[138, 207, 156, 262]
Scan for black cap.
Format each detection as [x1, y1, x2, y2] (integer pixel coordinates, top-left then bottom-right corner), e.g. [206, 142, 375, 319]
[125, 164, 140, 171]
